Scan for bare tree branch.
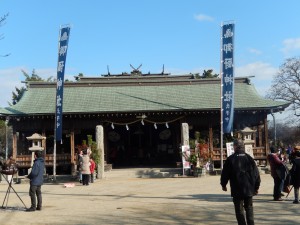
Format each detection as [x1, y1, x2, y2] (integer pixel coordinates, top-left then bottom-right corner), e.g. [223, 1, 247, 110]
[0, 13, 9, 25]
[0, 13, 9, 57]
[266, 57, 300, 116]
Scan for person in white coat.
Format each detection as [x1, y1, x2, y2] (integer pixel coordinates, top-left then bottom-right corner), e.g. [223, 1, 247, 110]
[79, 149, 90, 186]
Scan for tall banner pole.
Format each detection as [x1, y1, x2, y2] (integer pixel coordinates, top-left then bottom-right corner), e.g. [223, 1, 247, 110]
[54, 25, 71, 181]
[220, 22, 224, 170]
[220, 21, 235, 169]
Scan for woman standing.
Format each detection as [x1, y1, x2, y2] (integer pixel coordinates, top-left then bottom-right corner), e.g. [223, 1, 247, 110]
[79, 149, 90, 186]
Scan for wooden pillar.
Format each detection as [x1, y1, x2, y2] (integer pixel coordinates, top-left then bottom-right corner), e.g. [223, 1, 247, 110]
[264, 116, 269, 155]
[253, 126, 257, 147]
[12, 132, 17, 159]
[70, 131, 76, 176]
[42, 131, 46, 157]
[70, 131, 75, 163]
[258, 126, 263, 147]
[103, 131, 108, 163]
[209, 124, 213, 153]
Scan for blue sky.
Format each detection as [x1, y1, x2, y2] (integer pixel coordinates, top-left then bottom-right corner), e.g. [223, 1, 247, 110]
[1, 0, 300, 120]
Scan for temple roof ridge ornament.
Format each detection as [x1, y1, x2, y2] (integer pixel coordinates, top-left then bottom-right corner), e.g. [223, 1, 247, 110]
[130, 64, 142, 75]
[100, 64, 170, 77]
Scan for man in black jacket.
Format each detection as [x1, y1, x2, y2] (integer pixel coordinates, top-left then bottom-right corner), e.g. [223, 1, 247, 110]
[26, 151, 45, 212]
[221, 139, 261, 225]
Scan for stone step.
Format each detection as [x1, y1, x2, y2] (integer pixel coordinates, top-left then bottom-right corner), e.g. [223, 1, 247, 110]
[104, 164, 112, 172]
[104, 168, 182, 179]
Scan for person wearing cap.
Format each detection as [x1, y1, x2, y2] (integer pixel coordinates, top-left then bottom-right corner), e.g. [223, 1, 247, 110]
[221, 139, 260, 225]
[290, 148, 300, 204]
[26, 151, 45, 212]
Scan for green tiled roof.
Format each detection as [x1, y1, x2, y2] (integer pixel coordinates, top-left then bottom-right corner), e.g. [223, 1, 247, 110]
[2, 76, 289, 115]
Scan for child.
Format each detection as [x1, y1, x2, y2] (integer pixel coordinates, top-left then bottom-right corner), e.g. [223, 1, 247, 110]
[89, 157, 96, 183]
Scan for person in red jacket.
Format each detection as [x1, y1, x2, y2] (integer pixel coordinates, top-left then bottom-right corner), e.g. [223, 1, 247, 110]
[89, 157, 96, 183]
[267, 152, 287, 201]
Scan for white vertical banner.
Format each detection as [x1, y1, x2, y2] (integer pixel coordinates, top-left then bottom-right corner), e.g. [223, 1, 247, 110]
[226, 142, 234, 157]
[181, 145, 190, 175]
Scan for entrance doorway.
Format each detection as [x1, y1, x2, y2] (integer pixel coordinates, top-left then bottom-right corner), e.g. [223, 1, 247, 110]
[106, 124, 180, 168]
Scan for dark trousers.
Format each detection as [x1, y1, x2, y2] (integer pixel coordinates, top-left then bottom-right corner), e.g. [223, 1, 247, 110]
[90, 173, 94, 183]
[233, 197, 254, 225]
[82, 174, 90, 185]
[294, 186, 299, 201]
[273, 177, 284, 199]
[29, 185, 42, 208]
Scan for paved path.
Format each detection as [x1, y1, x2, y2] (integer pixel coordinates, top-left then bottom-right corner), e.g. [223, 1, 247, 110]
[0, 173, 299, 225]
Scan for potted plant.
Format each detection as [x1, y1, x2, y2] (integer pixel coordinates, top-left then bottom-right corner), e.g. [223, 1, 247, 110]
[187, 154, 198, 168]
[87, 135, 100, 179]
[193, 131, 212, 176]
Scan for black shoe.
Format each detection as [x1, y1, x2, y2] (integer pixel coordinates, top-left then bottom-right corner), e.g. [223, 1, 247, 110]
[293, 200, 299, 204]
[26, 207, 36, 212]
[36, 206, 42, 211]
[281, 193, 285, 197]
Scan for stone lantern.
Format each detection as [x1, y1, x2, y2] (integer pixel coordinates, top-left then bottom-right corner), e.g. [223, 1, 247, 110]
[240, 127, 256, 158]
[26, 133, 46, 169]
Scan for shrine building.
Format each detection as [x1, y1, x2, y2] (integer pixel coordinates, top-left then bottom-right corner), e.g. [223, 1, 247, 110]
[0, 71, 289, 176]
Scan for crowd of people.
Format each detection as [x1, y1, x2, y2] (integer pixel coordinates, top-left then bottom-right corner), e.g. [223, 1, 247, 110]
[2, 139, 299, 220]
[268, 145, 300, 203]
[221, 140, 300, 225]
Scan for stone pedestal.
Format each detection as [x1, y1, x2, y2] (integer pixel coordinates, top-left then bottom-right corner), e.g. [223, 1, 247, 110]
[96, 125, 105, 179]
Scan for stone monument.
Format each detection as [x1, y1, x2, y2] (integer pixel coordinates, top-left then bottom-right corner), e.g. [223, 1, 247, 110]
[26, 133, 46, 173]
[240, 127, 256, 158]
